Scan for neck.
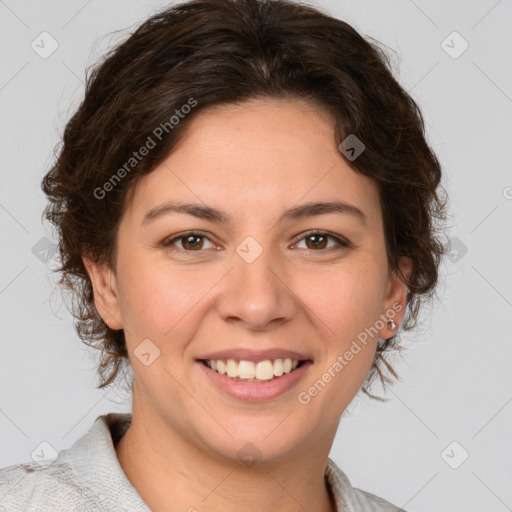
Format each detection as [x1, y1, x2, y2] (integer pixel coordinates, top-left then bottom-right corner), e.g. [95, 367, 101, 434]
[115, 408, 337, 512]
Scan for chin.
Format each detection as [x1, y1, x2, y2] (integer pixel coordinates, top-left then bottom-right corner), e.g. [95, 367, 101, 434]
[194, 414, 314, 464]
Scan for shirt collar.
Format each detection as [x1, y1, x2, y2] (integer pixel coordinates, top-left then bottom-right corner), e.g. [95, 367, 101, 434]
[58, 412, 149, 511]
[59, 413, 364, 512]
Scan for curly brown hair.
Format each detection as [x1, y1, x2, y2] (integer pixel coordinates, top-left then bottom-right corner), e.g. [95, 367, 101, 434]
[42, 0, 447, 398]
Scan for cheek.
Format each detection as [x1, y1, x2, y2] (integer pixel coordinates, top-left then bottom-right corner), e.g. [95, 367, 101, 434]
[309, 262, 386, 341]
[300, 262, 384, 396]
[116, 255, 214, 339]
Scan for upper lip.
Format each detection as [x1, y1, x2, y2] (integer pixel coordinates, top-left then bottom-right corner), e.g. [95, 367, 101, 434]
[198, 348, 312, 363]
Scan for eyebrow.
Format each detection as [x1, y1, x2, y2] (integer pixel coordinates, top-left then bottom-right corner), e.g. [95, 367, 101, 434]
[142, 200, 367, 226]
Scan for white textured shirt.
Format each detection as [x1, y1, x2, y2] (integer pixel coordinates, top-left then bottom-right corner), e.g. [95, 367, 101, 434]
[0, 413, 406, 511]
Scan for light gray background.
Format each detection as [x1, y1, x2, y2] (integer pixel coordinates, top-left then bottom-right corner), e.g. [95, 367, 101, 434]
[1, 1, 511, 510]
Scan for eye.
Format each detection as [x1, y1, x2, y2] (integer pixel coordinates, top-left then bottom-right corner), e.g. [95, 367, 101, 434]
[162, 231, 217, 251]
[293, 230, 351, 251]
[162, 230, 351, 253]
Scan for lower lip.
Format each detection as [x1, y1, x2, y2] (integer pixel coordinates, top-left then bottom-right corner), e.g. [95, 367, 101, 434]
[196, 360, 312, 402]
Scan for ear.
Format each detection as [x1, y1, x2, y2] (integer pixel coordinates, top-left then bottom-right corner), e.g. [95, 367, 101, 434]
[82, 256, 123, 330]
[378, 256, 412, 338]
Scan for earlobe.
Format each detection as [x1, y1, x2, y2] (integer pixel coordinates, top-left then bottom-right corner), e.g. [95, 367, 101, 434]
[380, 256, 412, 337]
[82, 256, 123, 330]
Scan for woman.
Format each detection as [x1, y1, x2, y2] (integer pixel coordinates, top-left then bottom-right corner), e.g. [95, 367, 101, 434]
[0, 0, 445, 510]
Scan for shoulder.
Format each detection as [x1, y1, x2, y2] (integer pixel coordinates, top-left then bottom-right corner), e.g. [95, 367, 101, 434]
[0, 413, 143, 512]
[0, 460, 102, 511]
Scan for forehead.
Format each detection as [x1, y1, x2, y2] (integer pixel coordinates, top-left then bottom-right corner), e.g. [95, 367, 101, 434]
[125, 98, 382, 229]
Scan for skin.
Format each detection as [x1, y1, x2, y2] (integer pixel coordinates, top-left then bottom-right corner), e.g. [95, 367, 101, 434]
[84, 98, 411, 512]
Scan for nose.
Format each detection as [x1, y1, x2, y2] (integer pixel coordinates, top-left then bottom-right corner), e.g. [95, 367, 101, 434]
[215, 247, 298, 331]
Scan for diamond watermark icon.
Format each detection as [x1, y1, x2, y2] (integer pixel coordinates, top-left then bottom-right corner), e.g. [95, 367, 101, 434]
[441, 441, 469, 469]
[236, 236, 263, 264]
[31, 32, 59, 60]
[134, 338, 161, 366]
[446, 237, 468, 263]
[31, 441, 58, 467]
[237, 442, 262, 468]
[339, 134, 365, 161]
[441, 31, 469, 59]
[31, 236, 56, 263]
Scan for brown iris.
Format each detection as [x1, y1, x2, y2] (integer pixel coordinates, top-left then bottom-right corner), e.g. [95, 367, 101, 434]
[181, 234, 204, 250]
[304, 234, 328, 250]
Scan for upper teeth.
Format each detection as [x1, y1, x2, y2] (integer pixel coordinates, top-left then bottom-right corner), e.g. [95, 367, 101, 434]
[206, 358, 300, 381]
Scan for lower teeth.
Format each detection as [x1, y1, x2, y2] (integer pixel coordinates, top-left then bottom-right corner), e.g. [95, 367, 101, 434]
[229, 376, 277, 383]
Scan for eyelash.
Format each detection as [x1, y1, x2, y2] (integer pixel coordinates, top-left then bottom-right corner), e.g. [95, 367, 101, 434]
[162, 230, 352, 253]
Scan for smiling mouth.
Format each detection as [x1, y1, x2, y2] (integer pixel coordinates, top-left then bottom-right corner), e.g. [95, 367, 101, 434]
[200, 358, 307, 382]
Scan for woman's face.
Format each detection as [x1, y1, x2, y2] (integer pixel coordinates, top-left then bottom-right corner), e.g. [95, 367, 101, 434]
[86, 98, 409, 462]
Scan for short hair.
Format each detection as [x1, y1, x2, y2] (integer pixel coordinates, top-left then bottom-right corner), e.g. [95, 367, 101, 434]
[42, 0, 447, 398]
